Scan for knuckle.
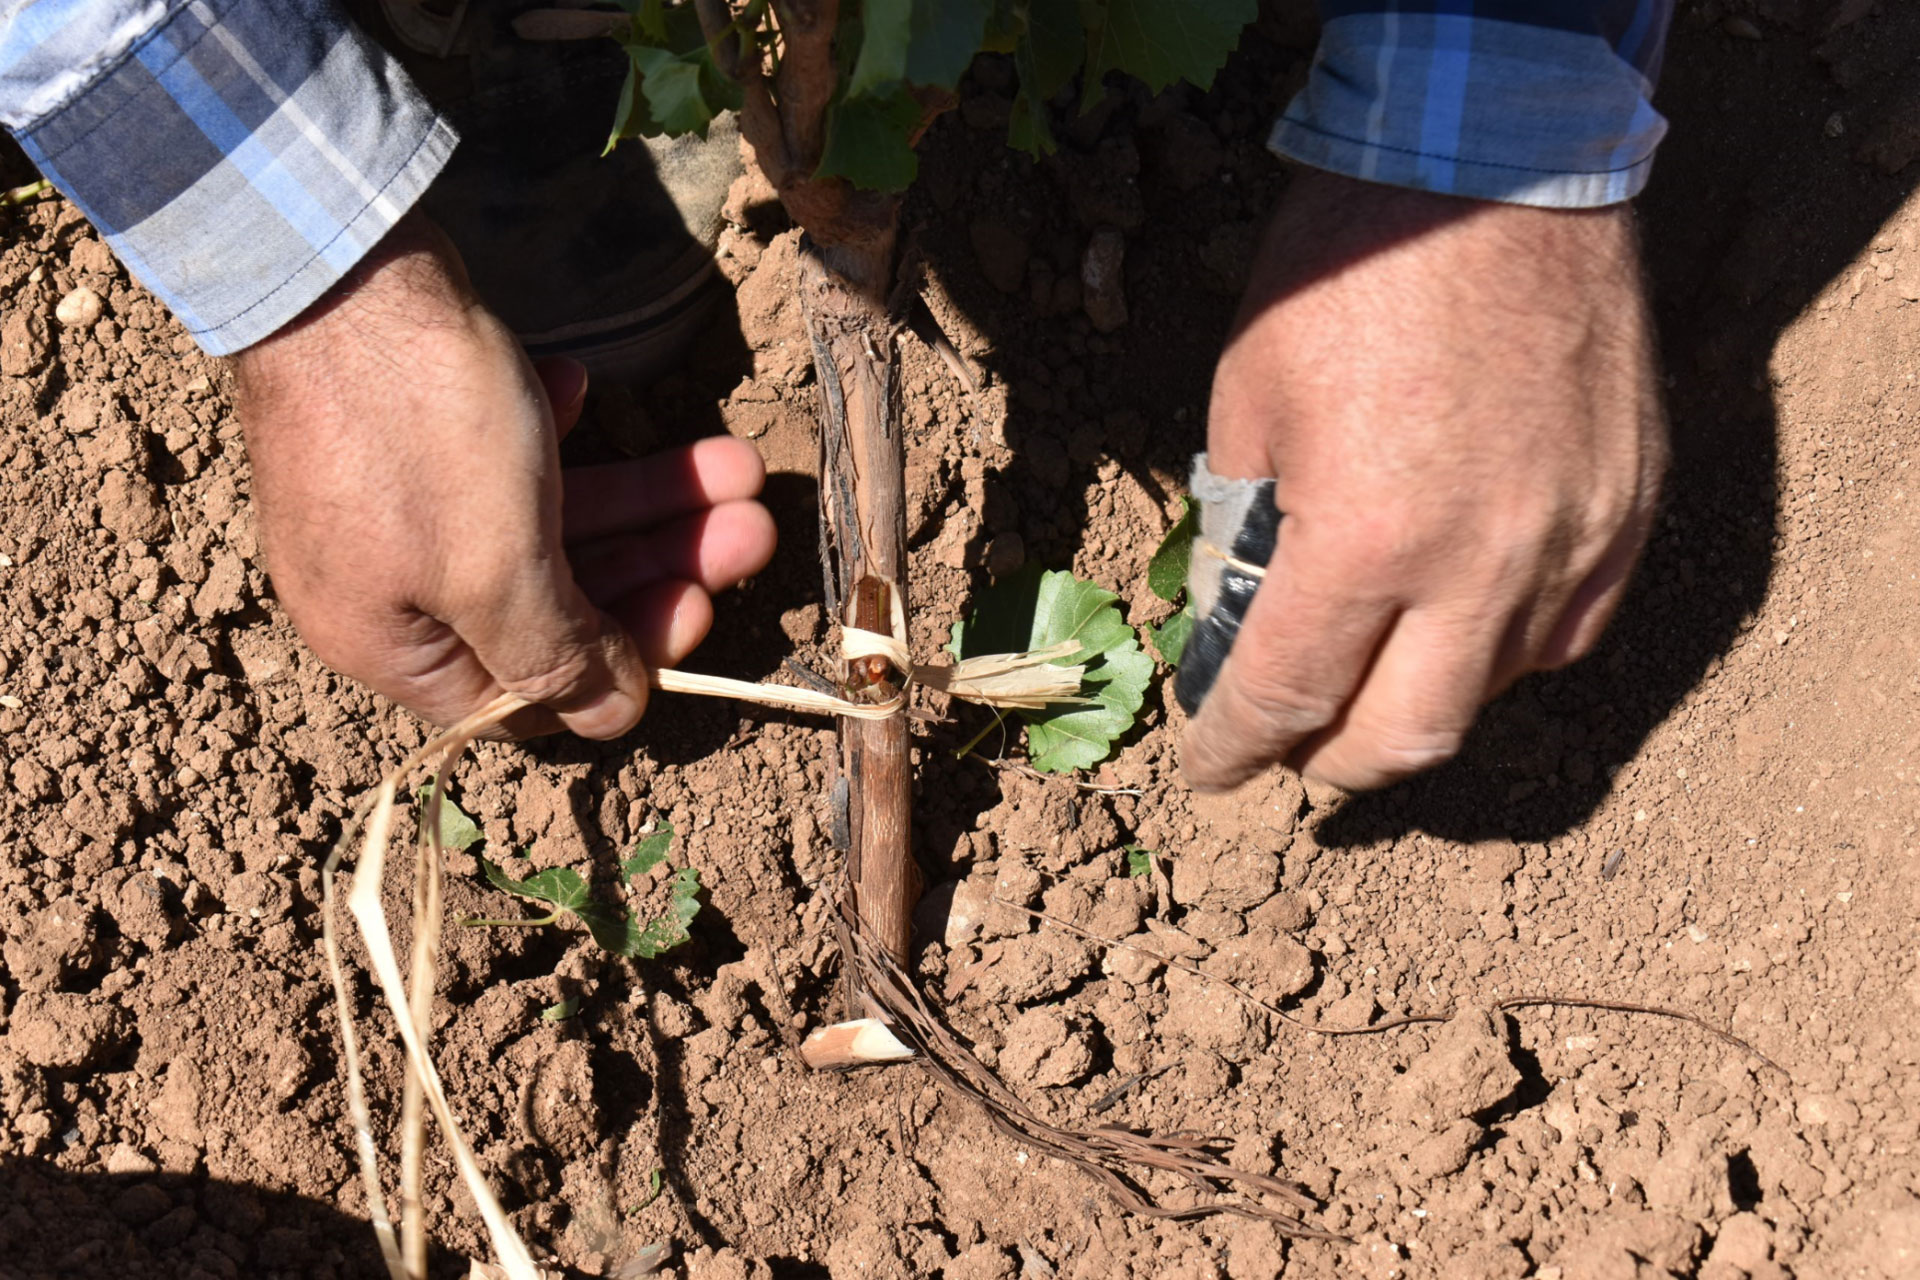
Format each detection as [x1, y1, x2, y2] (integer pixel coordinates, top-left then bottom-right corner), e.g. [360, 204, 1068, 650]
[496, 642, 599, 709]
[1235, 666, 1344, 730]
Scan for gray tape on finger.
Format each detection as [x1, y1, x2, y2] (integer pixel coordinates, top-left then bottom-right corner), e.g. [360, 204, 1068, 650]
[1173, 453, 1281, 716]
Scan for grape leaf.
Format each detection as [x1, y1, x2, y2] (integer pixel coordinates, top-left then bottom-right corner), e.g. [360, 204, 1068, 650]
[1007, 0, 1081, 153]
[850, 0, 993, 97]
[631, 867, 702, 958]
[1147, 498, 1196, 603]
[1146, 603, 1194, 668]
[846, 0, 912, 98]
[629, 0, 668, 42]
[906, 0, 994, 90]
[816, 88, 923, 191]
[1083, 0, 1256, 103]
[948, 565, 1152, 772]
[482, 860, 591, 914]
[607, 6, 742, 152]
[415, 785, 483, 852]
[627, 43, 743, 139]
[478, 852, 701, 959]
[620, 824, 676, 885]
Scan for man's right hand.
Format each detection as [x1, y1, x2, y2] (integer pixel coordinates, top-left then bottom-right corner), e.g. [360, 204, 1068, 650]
[233, 212, 776, 739]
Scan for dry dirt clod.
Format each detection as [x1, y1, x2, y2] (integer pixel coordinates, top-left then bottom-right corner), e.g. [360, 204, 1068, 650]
[969, 218, 1030, 294]
[1643, 1125, 1736, 1223]
[1549, 1210, 1704, 1280]
[6, 991, 131, 1069]
[1386, 1008, 1521, 1130]
[1831, 1188, 1920, 1280]
[97, 468, 169, 542]
[1, 307, 49, 376]
[999, 1006, 1095, 1087]
[0, 895, 103, 991]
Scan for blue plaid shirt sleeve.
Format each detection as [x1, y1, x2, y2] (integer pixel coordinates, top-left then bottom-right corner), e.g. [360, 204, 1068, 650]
[1273, 1, 1672, 208]
[0, 0, 455, 355]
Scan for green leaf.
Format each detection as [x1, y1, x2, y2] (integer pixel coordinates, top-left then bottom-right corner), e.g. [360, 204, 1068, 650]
[476, 850, 699, 959]
[630, 1167, 665, 1215]
[906, 0, 994, 90]
[1007, 0, 1081, 153]
[415, 785, 484, 852]
[847, 0, 911, 98]
[850, 0, 992, 97]
[1083, 0, 1257, 102]
[620, 824, 676, 885]
[1147, 498, 1196, 603]
[483, 860, 591, 914]
[1125, 844, 1154, 877]
[625, 867, 703, 958]
[1146, 603, 1194, 668]
[982, 0, 1024, 52]
[1025, 643, 1152, 772]
[633, 0, 668, 42]
[575, 899, 645, 956]
[816, 88, 923, 191]
[541, 996, 581, 1021]
[949, 565, 1152, 773]
[627, 43, 742, 139]
[607, 5, 743, 150]
[605, 63, 646, 156]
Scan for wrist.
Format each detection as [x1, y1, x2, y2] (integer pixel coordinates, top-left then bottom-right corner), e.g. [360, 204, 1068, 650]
[234, 210, 476, 371]
[231, 210, 484, 425]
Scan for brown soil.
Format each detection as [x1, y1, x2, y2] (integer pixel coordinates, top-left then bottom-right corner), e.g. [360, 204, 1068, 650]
[3, 4, 1919, 1278]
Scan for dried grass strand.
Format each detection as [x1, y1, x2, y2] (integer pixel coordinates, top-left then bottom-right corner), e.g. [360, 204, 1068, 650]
[323, 693, 541, 1280]
[319, 623, 1110, 1269]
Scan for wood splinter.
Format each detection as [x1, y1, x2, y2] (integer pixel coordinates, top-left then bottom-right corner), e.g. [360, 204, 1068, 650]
[799, 1016, 916, 1070]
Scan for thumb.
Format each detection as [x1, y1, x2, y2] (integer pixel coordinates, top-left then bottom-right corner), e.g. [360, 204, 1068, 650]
[462, 570, 654, 740]
[532, 356, 590, 440]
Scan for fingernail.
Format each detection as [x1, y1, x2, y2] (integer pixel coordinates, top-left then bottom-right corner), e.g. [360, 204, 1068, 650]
[536, 356, 589, 416]
[566, 687, 644, 740]
[555, 361, 588, 415]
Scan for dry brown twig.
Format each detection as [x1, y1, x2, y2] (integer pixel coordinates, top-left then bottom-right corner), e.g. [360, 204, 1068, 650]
[832, 896, 1344, 1238]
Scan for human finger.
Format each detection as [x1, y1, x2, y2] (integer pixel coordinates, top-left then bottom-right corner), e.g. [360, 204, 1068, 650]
[1179, 521, 1399, 794]
[532, 356, 589, 439]
[603, 577, 717, 670]
[1286, 604, 1508, 790]
[561, 437, 767, 542]
[455, 554, 654, 740]
[569, 499, 777, 604]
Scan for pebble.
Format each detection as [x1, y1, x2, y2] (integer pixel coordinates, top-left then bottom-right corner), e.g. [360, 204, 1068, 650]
[54, 285, 103, 329]
[104, 1141, 159, 1175]
[985, 532, 1026, 578]
[1081, 229, 1128, 332]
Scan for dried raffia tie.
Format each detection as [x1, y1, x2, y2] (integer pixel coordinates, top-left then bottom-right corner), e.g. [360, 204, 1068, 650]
[1195, 538, 1268, 581]
[321, 624, 1095, 1280]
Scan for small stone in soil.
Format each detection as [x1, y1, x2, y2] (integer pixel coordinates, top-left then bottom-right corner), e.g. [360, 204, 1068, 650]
[55, 285, 103, 329]
[1081, 230, 1128, 333]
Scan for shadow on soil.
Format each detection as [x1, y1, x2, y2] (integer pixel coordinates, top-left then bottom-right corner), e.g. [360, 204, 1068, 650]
[0, 1156, 458, 1279]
